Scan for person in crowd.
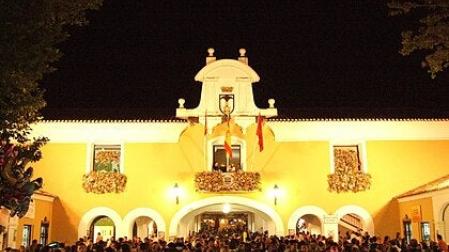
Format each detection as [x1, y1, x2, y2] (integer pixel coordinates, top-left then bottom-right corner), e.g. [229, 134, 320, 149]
[438, 234, 448, 252]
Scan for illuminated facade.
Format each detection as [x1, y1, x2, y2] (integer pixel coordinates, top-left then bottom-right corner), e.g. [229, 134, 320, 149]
[2, 49, 449, 248]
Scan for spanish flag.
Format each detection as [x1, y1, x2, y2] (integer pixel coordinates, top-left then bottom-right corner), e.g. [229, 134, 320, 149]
[256, 114, 264, 152]
[224, 129, 233, 158]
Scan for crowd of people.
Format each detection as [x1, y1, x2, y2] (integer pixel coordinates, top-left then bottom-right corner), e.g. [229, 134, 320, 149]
[8, 229, 449, 252]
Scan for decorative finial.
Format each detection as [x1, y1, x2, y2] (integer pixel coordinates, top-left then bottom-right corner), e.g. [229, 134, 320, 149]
[239, 48, 246, 57]
[268, 98, 275, 108]
[178, 98, 185, 108]
[207, 48, 215, 56]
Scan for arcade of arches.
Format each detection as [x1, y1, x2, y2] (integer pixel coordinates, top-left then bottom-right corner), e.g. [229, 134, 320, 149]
[78, 200, 374, 241]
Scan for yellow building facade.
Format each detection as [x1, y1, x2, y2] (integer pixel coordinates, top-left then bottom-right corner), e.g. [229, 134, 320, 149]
[2, 49, 449, 248]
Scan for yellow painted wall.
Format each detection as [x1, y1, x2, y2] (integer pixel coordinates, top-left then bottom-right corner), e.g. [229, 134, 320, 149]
[16, 197, 53, 248]
[399, 197, 435, 241]
[31, 124, 449, 243]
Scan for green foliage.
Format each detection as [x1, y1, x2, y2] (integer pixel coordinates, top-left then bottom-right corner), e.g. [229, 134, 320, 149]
[0, 0, 103, 217]
[388, 0, 449, 78]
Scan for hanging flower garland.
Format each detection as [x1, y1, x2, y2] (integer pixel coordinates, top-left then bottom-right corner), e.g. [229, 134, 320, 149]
[82, 171, 127, 194]
[328, 148, 371, 193]
[195, 171, 261, 192]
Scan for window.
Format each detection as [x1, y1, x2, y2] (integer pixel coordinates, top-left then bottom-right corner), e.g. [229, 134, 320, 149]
[21, 225, 32, 247]
[93, 145, 121, 172]
[403, 215, 412, 244]
[212, 145, 241, 172]
[330, 141, 367, 173]
[333, 145, 361, 171]
[421, 222, 431, 242]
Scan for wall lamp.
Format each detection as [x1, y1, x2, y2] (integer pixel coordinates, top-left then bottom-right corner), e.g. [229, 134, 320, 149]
[273, 184, 280, 205]
[172, 183, 182, 205]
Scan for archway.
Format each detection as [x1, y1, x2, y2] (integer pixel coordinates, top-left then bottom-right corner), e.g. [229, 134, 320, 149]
[335, 205, 374, 236]
[296, 215, 322, 235]
[169, 196, 284, 238]
[288, 206, 327, 235]
[90, 216, 115, 242]
[78, 207, 122, 239]
[438, 202, 449, 240]
[122, 208, 166, 239]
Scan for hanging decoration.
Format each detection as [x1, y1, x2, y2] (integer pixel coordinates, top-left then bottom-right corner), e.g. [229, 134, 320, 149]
[328, 148, 371, 193]
[195, 171, 261, 192]
[82, 171, 127, 194]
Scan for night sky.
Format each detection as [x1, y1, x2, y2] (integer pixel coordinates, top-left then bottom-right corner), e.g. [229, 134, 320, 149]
[41, 1, 449, 119]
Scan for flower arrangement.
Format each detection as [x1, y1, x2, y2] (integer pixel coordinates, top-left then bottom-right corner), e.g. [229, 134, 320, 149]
[195, 171, 261, 192]
[93, 148, 120, 172]
[82, 171, 127, 193]
[328, 148, 371, 193]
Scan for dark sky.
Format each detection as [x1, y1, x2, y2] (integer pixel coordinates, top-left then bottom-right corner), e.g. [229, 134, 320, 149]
[41, 0, 449, 119]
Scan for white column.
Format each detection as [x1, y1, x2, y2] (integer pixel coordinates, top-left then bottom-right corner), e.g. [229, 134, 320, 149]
[7, 216, 18, 249]
[323, 215, 339, 242]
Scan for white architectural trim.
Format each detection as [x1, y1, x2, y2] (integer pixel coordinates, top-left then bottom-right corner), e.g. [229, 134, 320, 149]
[78, 207, 123, 239]
[122, 208, 166, 238]
[397, 187, 449, 203]
[168, 196, 285, 237]
[268, 120, 449, 141]
[31, 121, 188, 143]
[287, 205, 327, 230]
[32, 194, 56, 202]
[31, 120, 449, 143]
[334, 205, 374, 234]
[194, 59, 260, 83]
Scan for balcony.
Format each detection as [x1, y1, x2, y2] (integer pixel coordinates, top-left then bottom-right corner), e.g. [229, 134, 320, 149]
[194, 171, 261, 192]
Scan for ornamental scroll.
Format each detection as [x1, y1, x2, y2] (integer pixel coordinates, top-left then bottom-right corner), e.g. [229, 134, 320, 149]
[328, 146, 371, 193]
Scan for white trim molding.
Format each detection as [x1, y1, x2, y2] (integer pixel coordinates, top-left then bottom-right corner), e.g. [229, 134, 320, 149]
[31, 121, 188, 143]
[269, 120, 449, 142]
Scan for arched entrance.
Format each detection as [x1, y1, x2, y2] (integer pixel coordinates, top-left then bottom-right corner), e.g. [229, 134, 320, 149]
[169, 196, 284, 238]
[90, 216, 115, 242]
[439, 202, 449, 240]
[122, 208, 166, 239]
[132, 217, 156, 239]
[78, 207, 122, 239]
[296, 215, 322, 235]
[288, 206, 326, 235]
[335, 205, 374, 235]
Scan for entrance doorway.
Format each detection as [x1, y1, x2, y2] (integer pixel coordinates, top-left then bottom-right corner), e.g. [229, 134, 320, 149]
[90, 215, 115, 242]
[132, 216, 157, 239]
[198, 212, 251, 239]
[170, 196, 284, 238]
[296, 214, 322, 235]
[443, 204, 449, 240]
[338, 213, 363, 236]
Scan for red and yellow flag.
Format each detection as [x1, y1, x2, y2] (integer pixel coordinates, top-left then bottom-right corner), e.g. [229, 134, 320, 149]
[256, 114, 264, 152]
[224, 129, 232, 158]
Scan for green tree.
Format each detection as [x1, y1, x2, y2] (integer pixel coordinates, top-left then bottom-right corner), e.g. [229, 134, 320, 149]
[388, 0, 449, 78]
[0, 0, 103, 217]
